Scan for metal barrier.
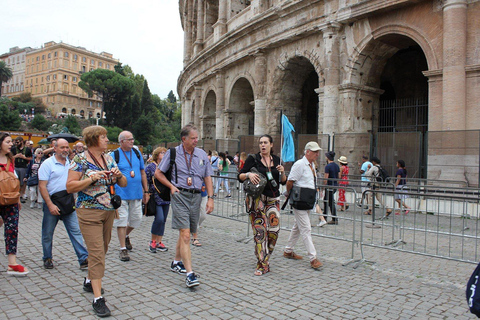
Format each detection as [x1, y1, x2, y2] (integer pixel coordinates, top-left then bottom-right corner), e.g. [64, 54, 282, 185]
[386, 176, 468, 188]
[210, 176, 480, 267]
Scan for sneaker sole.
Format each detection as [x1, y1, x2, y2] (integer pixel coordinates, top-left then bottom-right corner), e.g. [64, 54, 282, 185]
[157, 248, 168, 252]
[149, 248, 157, 253]
[170, 268, 186, 274]
[94, 310, 111, 317]
[186, 281, 200, 288]
[120, 257, 130, 261]
[7, 271, 29, 276]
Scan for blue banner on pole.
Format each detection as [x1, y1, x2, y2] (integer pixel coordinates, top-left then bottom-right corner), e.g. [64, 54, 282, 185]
[281, 114, 295, 162]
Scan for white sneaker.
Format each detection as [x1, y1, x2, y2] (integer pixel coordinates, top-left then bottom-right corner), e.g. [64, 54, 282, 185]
[317, 221, 327, 227]
[30, 202, 35, 209]
[37, 203, 43, 209]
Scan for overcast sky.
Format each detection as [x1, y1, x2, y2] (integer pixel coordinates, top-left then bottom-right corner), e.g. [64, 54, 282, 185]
[0, 0, 184, 99]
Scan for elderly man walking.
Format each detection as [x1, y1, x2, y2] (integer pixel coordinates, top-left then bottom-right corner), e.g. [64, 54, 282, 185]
[38, 138, 89, 270]
[155, 124, 214, 287]
[283, 142, 323, 270]
[113, 131, 149, 262]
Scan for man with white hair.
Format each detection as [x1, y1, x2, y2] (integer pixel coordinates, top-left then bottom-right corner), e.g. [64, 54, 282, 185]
[74, 142, 85, 156]
[112, 131, 149, 262]
[283, 141, 323, 270]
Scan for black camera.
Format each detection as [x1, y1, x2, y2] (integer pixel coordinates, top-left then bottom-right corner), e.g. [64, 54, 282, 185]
[109, 185, 122, 209]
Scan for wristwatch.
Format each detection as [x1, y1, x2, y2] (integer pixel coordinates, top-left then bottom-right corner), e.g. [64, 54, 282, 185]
[207, 195, 214, 199]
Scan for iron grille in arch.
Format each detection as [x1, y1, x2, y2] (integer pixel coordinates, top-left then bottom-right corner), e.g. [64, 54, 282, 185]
[377, 97, 428, 132]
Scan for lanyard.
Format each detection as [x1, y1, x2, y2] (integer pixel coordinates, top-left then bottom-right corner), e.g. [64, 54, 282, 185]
[88, 151, 107, 171]
[121, 149, 133, 170]
[183, 146, 193, 173]
[308, 162, 317, 189]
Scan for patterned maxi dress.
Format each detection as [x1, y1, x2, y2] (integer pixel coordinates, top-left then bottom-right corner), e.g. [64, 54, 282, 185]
[338, 165, 349, 207]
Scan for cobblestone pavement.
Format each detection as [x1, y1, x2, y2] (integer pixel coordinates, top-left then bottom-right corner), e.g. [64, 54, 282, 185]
[0, 203, 477, 319]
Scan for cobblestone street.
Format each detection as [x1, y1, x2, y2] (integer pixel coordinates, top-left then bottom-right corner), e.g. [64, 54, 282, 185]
[0, 204, 476, 319]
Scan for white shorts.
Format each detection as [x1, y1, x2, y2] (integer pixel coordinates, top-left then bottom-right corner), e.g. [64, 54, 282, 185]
[113, 199, 143, 228]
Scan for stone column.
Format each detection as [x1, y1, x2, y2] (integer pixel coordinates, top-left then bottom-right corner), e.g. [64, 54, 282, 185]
[215, 72, 225, 139]
[183, 1, 193, 65]
[254, 51, 267, 135]
[194, 86, 203, 127]
[315, 88, 325, 134]
[213, 0, 227, 42]
[252, 0, 269, 14]
[182, 96, 193, 127]
[442, 0, 467, 130]
[193, 0, 205, 56]
[322, 25, 341, 138]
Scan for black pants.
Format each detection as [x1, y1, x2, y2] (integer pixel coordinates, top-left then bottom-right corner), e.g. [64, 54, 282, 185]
[324, 188, 337, 221]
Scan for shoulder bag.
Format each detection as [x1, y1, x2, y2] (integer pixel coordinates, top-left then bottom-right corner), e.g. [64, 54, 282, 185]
[50, 190, 75, 216]
[290, 186, 317, 210]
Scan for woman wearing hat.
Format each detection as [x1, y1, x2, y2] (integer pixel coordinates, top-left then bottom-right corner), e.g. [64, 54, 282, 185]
[337, 156, 349, 211]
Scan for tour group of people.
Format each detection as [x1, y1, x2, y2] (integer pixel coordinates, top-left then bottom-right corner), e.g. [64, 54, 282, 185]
[0, 125, 410, 317]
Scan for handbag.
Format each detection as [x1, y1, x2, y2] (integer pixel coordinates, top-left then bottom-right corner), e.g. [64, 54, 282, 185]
[26, 175, 39, 186]
[143, 194, 156, 217]
[50, 190, 75, 216]
[243, 167, 267, 199]
[467, 262, 480, 317]
[290, 186, 317, 210]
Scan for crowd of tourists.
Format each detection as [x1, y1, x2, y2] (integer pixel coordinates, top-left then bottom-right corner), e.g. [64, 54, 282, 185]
[0, 125, 409, 317]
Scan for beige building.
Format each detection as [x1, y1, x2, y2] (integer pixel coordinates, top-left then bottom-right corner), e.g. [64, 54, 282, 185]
[22, 41, 118, 119]
[0, 46, 32, 98]
[178, 0, 480, 185]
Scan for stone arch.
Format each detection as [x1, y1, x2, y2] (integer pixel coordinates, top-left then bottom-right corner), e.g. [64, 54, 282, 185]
[202, 89, 217, 139]
[204, 0, 218, 40]
[227, 77, 255, 138]
[272, 55, 321, 134]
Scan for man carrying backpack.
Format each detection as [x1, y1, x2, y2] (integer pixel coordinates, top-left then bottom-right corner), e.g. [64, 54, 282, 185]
[113, 131, 149, 262]
[364, 157, 392, 216]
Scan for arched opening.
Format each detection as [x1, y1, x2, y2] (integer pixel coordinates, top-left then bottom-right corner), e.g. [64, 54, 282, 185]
[204, 0, 218, 40]
[228, 78, 254, 138]
[275, 56, 319, 134]
[202, 90, 216, 140]
[71, 109, 76, 115]
[88, 111, 93, 119]
[80, 110, 85, 118]
[61, 107, 67, 113]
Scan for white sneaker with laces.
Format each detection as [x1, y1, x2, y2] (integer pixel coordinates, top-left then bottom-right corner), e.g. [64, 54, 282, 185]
[317, 220, 327, 227]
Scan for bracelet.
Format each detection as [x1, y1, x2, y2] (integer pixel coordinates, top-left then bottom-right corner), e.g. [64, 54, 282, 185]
[144, 191, 150, 194]
[246, 172, 250, 179]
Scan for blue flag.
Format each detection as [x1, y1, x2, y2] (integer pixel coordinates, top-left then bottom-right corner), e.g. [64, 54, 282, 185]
[281, 114, 295, 162]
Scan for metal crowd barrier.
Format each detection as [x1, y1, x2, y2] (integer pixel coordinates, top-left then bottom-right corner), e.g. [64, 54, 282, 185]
[210, 175, 480, 267]
[386, 176, 468, 188]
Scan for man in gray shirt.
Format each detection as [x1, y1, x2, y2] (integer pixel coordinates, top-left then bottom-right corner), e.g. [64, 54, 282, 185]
[155, 124, 214, 288]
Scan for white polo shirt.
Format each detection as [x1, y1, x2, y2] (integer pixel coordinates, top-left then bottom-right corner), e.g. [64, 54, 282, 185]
[288, 156, 316, 189]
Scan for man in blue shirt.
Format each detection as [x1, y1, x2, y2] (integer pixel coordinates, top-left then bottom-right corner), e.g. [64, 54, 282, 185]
[113, 131, 149, 262]
[38, 138, 88, 270]
[324, 151, 340, 224]
[156, 125, 214, 288]
[360, 155, 372, 213]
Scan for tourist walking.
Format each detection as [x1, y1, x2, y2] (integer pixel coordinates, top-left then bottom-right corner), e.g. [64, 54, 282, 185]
[394, 160, 411, 214]
[25, 148, 44, 209]
[324, 151, 340, 224]
[155, 124, 214, 288]
[12, 136, 32, 203]
[67, 125, 127, 317]
[0, 132, 29, 276]
[145, 147, 169, 253]
[238, 134, 286, 276]
[364, 157, 393, 216]
[113, 131, 149, 261]
[215, 152, 231, 198]
[283, 141, 323, 269]
[337, 156, 349, 211]
[38, 138, 89, 270]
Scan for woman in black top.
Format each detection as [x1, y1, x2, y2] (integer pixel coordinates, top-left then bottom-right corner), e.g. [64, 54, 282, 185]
[238, 135, 287, 276]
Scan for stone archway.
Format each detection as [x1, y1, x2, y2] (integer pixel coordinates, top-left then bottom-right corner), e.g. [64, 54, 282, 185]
[227, 77, 254, 138]
[274, 56, 319, 134]
[202, 90, 216, 139]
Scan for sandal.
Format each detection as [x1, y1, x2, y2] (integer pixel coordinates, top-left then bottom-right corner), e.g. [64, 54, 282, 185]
[254, 269, 263, 276]
[7, 264, 29, 276]
[364, 211, 372, 215]
[192, 239, 202, 247]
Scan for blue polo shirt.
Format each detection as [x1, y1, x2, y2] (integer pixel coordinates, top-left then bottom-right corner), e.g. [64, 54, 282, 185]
[38, 155, 70, 195]
[114, 148, 145, 200]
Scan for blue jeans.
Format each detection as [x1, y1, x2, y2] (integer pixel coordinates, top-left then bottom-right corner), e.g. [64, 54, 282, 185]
[42, 203, 89, 265]
[151, 204, 169, 236]
[215, 173, 230, 194]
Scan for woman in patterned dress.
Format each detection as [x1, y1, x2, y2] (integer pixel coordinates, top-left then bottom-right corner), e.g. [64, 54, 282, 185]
[238, 135, 287, 276]
[337, 156, 349, 211]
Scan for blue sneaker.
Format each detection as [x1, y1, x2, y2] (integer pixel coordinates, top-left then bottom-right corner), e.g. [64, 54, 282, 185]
[170, 261, 186, 274]
[185, 273, 200, 288]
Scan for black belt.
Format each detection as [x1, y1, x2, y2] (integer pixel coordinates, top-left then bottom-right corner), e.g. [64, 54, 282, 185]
[178, 187, 201, 194]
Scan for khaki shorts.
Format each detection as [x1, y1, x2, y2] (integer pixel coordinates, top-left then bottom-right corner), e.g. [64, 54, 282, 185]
[113, 199, 143, 228]
[171, 191, 202, 233]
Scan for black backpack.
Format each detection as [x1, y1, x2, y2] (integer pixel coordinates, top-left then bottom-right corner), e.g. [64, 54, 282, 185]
[467, 262, 480, 317]
[152, 148, 177, 201]
[113, 148, 142, 164]
[375, 165, 389, 182]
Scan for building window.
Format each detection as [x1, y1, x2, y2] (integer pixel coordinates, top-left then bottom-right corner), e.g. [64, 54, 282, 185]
[48, 53, 51, 58]
[73, 77, 77, 82]
[98, 62, 103, 67]
[46, 76, 50, 81]
[82, 57, 86, 62]
[91, 60, 95, 65]
[62, 107, 67, 113]
[106, 64, 110, 69]
[53, 74, 57, 80]
[65, 52, 69, 58]
[54, 51, 57, 57]
[82, 65, 86, 73]
[73, 54, 77, 61]
[42, 55, 45, 60]
[36, 56, 39, 61]
[64, 75, 68, 81]
[71, 109, 76, 115]
[90, 67, 94, 72]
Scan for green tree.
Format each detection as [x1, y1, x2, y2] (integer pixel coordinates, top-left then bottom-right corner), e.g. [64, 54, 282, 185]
[106, 126, 123, 142]
[31, 114, 51, 131]
[132, 114, 155, 145]
[78, 69, 135, 123]
[0, 104, 21, 130]
[63, 115, 81, 135]
[0, 61, 13, 97]
[167, 90, 177, 103]
[12, 92, 47, 113]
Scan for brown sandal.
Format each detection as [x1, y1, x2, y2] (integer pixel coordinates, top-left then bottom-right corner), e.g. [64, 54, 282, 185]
[192, 239, 202, 247]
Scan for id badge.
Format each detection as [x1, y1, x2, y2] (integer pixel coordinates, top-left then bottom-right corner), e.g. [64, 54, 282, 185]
[266, 171, 273, 180]
[187, 177, 192, 186]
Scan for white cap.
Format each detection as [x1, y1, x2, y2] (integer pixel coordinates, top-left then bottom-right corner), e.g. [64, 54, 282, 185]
[305, 141, 322, 152]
